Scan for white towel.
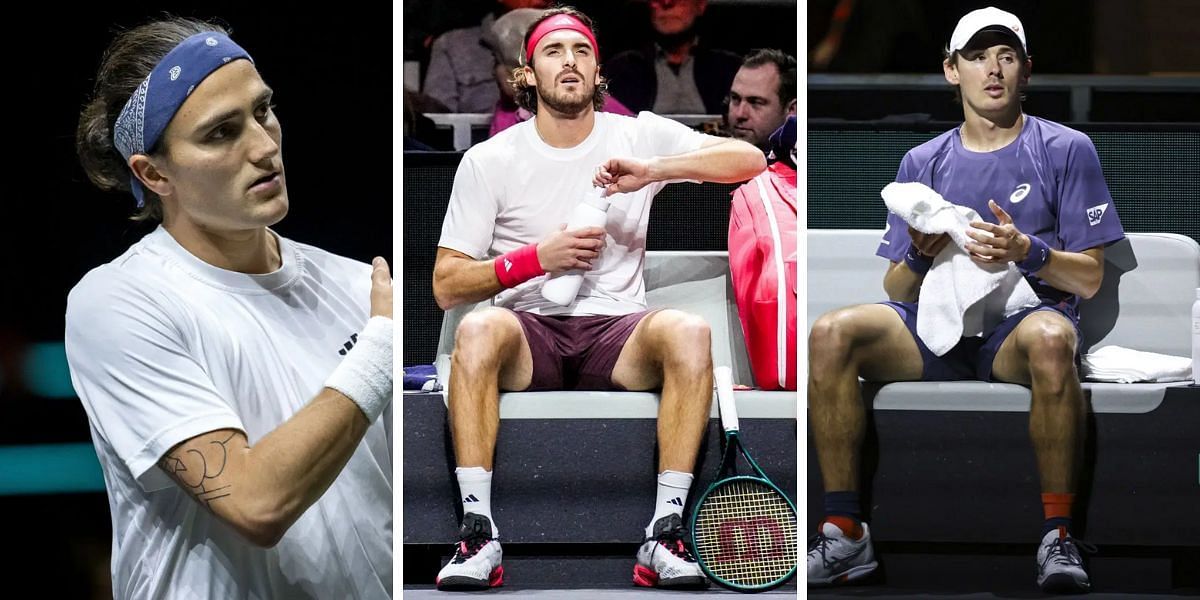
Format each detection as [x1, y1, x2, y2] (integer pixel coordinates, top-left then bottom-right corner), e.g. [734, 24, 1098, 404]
[882, 182, 1041, 356]
[1082, 345, 1193, 383]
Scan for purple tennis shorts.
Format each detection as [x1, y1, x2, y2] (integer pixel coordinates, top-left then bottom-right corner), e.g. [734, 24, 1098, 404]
[881, 300, 1081, 381]
[510, 309, 656, 391]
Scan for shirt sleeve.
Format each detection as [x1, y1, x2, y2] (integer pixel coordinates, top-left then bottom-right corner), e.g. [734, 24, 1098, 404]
[438, 153, 499, 259]
[1054, 134, 1125, 252]
[876, 151, 919, 262]
[633, 111, 710, 185]
[65, 274, 244, 493]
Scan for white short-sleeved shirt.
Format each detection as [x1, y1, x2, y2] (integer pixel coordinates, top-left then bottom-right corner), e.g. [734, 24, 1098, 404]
[65, 226, 392, 600]
[438, 111, 708, 316]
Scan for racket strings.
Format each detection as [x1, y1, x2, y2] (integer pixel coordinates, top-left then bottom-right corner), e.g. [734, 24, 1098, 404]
[694, 479, 798, 586]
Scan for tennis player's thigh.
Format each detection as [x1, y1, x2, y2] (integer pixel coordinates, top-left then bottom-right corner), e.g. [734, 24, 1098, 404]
[990, 309, 1077, 386]
[811, 303, 924, 382]
[610, 309, 702, 391]
[456, 307, 534, 391]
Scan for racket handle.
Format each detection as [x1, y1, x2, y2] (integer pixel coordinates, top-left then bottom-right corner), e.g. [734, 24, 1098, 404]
[714, 366, 739, 433]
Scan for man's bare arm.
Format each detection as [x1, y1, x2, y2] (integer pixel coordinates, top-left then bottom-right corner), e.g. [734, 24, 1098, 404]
[158, 257, 393, 548]
[159, 387, 370, 547]
[966, 200, 1105, 299]
[433, 226, 606, 311]
[594, 136, 766, 195]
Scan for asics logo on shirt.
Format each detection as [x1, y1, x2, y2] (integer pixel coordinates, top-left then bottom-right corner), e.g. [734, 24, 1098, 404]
[1010, 183, 1031, 203]
[1087, 203, 1109, 226]
[337, 333, 359, 356]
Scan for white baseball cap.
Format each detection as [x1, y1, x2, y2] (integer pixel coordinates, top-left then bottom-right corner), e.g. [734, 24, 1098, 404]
[948, 6, 1027, 55]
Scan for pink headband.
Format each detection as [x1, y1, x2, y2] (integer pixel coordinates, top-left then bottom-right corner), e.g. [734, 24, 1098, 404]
[524, 14, 599, 64]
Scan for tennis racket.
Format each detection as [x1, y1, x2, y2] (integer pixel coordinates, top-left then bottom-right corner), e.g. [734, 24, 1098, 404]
[690, 366, 797, 592]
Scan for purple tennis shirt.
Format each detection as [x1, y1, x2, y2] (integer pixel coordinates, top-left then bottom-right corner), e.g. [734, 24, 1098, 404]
[876, 115, 1126, 313]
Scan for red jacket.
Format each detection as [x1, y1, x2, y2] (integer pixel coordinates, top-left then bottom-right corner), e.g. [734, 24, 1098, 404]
[728, 162, 797, 390]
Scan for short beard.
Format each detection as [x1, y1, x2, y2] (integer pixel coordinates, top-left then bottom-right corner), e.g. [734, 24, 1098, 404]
[536, 77, 594, 116]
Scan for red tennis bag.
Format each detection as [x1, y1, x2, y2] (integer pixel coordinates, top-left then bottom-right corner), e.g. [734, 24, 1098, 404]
[728, 162, 797, 390]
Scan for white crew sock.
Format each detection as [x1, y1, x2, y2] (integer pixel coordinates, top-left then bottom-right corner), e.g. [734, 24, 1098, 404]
[455, 466, 498, 538]
[645, 470, 694, 538]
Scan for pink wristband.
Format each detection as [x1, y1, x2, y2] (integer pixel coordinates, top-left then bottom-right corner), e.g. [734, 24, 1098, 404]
[494, 243, 545, 288]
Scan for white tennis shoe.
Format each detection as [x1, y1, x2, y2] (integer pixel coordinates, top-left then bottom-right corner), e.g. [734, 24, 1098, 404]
[1036, 526, 1094, 593]
[634, 514, 708, 588]
[435, 513, 504, 590]
[807, 521, 878, 586]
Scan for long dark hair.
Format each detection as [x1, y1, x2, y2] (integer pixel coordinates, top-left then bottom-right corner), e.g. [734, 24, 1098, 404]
[77, 17, 230, 221]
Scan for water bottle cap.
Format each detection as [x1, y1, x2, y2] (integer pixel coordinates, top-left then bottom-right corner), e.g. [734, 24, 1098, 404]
[582, 186, 611, 210]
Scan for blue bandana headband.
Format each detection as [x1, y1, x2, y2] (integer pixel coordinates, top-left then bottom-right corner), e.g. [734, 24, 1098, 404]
[113, 32, 253, 206]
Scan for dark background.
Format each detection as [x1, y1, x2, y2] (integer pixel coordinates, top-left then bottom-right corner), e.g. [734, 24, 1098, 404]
[808, 0, 1200, 74]
[0, 6, 389, 596]
[807, 0, 1200, 122]
[403, 0, 799, 79]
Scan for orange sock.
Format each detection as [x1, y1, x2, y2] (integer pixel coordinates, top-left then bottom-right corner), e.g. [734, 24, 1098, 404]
[1041, 492, 1074, 520]
[1041, 492, 1074, 536]
[824, 515, 863, 540]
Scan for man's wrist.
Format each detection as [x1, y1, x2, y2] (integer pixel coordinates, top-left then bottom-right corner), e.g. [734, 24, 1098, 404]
[1017, 235, 1052, 274]
[904, 243, 934, 275]
[645, 156, 666, 183]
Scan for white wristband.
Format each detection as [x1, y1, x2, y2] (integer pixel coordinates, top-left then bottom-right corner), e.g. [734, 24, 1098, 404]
[325, 316, 393, 422]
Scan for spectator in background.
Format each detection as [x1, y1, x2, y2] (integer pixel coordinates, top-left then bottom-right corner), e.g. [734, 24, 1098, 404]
[483, 7, 634, 137]
[726, 49, 796, 152]
[605, 0, 741, 114]
[809, 0, 930, 73]
[424, 0, 550, 113]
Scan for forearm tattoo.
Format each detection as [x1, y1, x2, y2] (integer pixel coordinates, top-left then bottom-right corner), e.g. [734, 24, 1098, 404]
[159, 431, 241, 508]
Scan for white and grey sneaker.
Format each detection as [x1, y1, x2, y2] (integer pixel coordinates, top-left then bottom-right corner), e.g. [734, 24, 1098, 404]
[1036, 526, 1095, 593]
[634, 514, 708, 588]
[807, 521, 878, 586]
[435, 513, 504, 590]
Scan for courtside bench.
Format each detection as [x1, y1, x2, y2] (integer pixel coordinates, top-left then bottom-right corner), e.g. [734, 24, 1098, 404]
[805, 230, 1200, 590]
[403, 251, 797, 586]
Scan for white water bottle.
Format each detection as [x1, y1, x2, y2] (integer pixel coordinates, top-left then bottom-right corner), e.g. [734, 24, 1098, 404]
[541, 187, 610, 306]
[1192, 288, 1200, 385]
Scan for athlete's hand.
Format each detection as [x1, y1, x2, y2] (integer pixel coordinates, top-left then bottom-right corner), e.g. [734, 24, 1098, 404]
[537, 224, 607, 274]
[594, 157, 655, 195]
[966, 199, 1031, 264]
[908, 226, 951, 258]
[370, 257, 392, 319]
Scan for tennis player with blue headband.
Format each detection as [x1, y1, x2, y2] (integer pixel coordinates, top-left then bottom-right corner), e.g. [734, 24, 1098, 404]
[69, 18, 393, 599]
[113, 31, 254, 208]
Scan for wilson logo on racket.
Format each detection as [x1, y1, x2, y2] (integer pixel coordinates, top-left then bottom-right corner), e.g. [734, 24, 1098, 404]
[690, 366, 798, 592]
[715, 516, 790, 561]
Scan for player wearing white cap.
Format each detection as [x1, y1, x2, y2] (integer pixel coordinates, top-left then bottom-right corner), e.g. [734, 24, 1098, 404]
[808, 6, 1122, 594]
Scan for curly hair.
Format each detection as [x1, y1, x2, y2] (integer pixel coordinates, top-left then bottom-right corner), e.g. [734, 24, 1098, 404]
[507, 6, 608, 115]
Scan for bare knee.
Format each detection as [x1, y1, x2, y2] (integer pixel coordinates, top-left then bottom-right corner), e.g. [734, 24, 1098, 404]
[655, 310, 713, 375]
[1025, 321, 1078, 395]
[452, 310, 516, 374]
[809, 308, 860, 367]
